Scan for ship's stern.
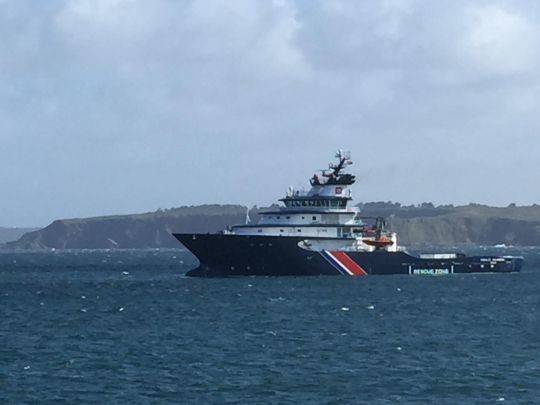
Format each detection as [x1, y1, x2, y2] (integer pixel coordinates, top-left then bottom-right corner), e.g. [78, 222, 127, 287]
[504, 256, 524, 273]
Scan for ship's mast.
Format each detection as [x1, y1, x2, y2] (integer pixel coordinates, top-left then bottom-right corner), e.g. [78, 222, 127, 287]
[310, 150, 355, 187]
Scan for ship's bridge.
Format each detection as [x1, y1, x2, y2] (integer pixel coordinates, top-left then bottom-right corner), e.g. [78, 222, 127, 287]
[280, 184, 352, 209]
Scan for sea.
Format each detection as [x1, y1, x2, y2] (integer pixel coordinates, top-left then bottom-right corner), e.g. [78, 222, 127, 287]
[1, 247, 539, 404]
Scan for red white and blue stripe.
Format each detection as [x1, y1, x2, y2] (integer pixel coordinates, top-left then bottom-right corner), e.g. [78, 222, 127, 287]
[320, 250, 368, 276]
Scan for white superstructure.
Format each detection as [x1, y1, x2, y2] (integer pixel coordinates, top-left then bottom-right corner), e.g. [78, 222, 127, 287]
[227, 150, 398, 252]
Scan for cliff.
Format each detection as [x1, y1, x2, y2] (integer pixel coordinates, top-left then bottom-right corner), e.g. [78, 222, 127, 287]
[361, 202, 540, 246]
[6, 205, 248, 249]
[5, 202, 540, 249]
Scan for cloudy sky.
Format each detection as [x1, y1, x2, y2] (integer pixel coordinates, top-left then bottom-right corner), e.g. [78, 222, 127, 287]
[1, 0, 540, 227]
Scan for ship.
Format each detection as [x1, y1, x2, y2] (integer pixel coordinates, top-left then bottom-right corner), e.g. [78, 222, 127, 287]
[174, 150, 523, 277]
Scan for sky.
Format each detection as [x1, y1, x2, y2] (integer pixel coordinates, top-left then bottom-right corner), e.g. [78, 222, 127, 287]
[1, 0, 540, 227]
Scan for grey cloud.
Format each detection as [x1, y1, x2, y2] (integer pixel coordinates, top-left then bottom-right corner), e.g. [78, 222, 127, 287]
[1, 0, 540, 227]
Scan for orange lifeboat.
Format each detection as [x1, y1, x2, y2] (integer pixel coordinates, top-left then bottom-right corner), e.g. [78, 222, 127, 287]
[363, 237, 393, 248]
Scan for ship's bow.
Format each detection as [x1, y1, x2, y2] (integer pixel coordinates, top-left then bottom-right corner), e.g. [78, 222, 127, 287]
[174, 233, 218, 276]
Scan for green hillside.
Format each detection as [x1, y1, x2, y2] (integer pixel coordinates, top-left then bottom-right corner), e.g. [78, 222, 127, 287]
[5, 202, 540, 249]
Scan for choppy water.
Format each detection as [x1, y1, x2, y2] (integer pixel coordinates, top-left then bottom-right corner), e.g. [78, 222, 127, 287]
[1, 247, 539, 404]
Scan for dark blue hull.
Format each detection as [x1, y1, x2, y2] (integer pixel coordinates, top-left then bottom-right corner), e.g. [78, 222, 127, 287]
[173, 234, 523, 277]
